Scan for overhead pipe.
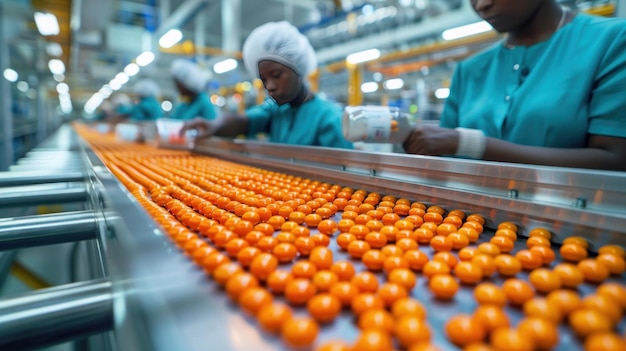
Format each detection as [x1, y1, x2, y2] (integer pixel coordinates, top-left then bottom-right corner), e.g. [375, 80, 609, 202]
[0, 279, 114, 350]
[0, 183, 87, 207]
[0, 171, 84, 187]
[0, 210, 98, 251]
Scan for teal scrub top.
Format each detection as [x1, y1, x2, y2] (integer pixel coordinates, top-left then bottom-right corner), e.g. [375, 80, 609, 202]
[130, 96, 162, 121]
[440, 14, 626, 148]
[245, 96, 353, 149]
[170, 92, 217, 120]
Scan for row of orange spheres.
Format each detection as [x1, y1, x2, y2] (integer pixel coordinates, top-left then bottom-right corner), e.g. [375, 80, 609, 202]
[74, 137, 624, 351]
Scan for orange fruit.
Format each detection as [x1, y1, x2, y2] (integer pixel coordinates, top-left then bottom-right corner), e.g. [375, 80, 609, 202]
[377, 282, 409, 307]
[502, 278, 534, 306]
[429, 274, 459, 300]
[552, 263, 584, 288]
[529, 245, 555, 265]
[528, 268, 562, 293]
[454, 261, 483, 284]
[584, 332, 626, 351]
[596, 282, 626, 309]
[563, 236, 588, 248]
[352, 329, 393, 351]
[598, 244, 626, 258]
[238, 287, 273, 316]
[494, 254, 522, 277]
[490, 328, 534, 351]
[307, 293, 342, 323]
[569, 308, 613, 338]
[546, 289, 581, 316]
[257, 303, 293, 334]
[445, 314, 486, 347]
[596, 253, 626, 275]
[312, 270, 339, 292]
[515, 249, 542, 270]
[528, 227, 552, 240]
[474, 282, 507, 307]
[391, 298, 427, 319]
[578, 258, 610, 283]
[394, 315, 432, 347]
[266, 269, 294, 294]
[473, 305, 510, 332]
[281, 317, 319, 348]
[471, 254, 497, 278]
[351, 293, 385, 316]
[560, 243, 588, 262]
[284, 278, 316, 306]
[357, 309, 394, 333]
[517, 317, 558, 351]
[328, 281, 359, 307]
[580, 294, 622, 325]
[522, 297, 563, 324]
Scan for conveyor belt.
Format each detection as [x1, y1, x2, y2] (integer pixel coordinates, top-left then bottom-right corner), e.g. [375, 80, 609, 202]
[70, 123, 625, 351]
[0, 125, 626, 351]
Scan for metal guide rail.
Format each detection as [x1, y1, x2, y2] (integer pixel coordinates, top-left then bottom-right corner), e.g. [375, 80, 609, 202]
[194, 138, 626, 249]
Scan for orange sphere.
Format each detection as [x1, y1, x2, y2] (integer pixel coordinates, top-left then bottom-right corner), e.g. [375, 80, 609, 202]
[281, 317, 319, 348]
[445, 314, 487, 347]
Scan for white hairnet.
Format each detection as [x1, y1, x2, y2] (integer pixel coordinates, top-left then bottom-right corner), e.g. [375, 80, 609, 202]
[133, 79, 161, 98]
[170, 59, 207, 93]
[111, 93, 132, 107]
[243, 21, 317, 79]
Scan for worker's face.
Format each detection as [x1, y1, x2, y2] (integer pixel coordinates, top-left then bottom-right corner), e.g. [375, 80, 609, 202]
[174, 79, 195, 98]
[258, 60, 302, 105]
[471, 0, 544, 32]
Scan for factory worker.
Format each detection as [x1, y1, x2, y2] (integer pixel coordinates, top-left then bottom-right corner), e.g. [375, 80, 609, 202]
[170, 59, 218, 120]
[180, 21, 353, 149]
[129, 78, 162, 121]
[402, 0, 626, 171]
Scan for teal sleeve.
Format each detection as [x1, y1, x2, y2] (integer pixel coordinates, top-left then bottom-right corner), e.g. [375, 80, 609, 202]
[200, 96, 217, 120]
[439, 63, 461, 129]
[245, 100, 274, 136]
[588, 24, 626, 138]
[317, 106, 353, 149]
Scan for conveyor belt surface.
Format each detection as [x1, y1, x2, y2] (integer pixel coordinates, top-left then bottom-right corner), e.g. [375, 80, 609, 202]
[74, 124, 626, 351]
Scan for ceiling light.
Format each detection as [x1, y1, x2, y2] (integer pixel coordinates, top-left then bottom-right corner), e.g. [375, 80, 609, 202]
[124, 63, 140, 77]
[3, 68, 18, 82]
[48, 59, 65, 75]
[53, 74, 65, 82]
[213, 58, 238, 74]
[384, 78, 404, 90]
[347, 49, 381, 64]
[361, 82, 379, 93]
[56, 82, 69, 94]
[161, 101, 173, 112]
[159, 29, 183, 48]
[17, 81, 29, 92]
[136, 51, 155, 67]
[435, 88, 450, 99]
[114, 72, 130, 85]
[34, 12, 60, 36]
[442, 21, 493, 41]
[46, 42, 63, 57]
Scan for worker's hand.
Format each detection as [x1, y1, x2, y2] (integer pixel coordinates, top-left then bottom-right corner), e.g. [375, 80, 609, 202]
[402, 124, 459, 156]
[179, 118, 215, 140]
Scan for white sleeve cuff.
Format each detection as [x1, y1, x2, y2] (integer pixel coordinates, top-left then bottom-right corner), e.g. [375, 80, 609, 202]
[455, 127, 486, 159]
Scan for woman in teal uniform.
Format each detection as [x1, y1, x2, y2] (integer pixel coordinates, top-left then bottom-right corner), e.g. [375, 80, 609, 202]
[180, 21, 352, 149]
[129, 79, 162, 121]
[402, 0, 626, 171]
[170, 59, 217, 121]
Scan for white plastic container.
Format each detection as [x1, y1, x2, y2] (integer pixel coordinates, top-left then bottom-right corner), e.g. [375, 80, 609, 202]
[155, 118, 193, 149]
[115, 123, 141, 142]
[343, 106, 415, 143]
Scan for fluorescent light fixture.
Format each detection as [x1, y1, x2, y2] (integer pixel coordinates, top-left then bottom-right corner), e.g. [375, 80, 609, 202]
[161, 101, 173, 112]
[99, 85, 113, 98]
[17, 81, 29, 92]
[34, 12, 60, 36]
[46, 42, 63, 57]
[347, 49, 381, 64]
[442, 21, 493, 41]
[361, 81, 379, 93]
[136, 51, 155, 67]
[213, 58, 238, 74]
[159, 29, 183, 48]
[48, 59, 65, 75]
[3, 68, 18, 82]
[109, 80, 122, 91]
[384, 78, 404, 90]
[84, 93, 104, 114]
[56, 82, 69, 94]
[53, 74, 65, 82]
[113, 72, 130, 85]
[124, 63, 140, 77]
[59, 94, 73, 114]
[435, 88, 450, 99]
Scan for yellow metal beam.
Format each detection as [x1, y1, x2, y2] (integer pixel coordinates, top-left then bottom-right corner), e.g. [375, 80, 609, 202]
[11, 262, 51, 290]
[347, 63, 363, 106]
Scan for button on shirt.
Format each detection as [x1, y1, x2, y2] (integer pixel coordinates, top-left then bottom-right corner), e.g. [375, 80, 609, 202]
[440, 14, 626, 148]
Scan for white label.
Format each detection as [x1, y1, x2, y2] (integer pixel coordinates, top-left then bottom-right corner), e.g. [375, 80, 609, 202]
[365, 113, 391, 142]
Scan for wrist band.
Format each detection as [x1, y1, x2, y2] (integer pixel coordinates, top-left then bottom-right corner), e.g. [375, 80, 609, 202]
[455, 128, 486, 159]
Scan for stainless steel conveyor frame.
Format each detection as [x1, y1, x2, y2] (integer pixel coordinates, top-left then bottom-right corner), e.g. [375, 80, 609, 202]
[0, 125, 624, 351]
